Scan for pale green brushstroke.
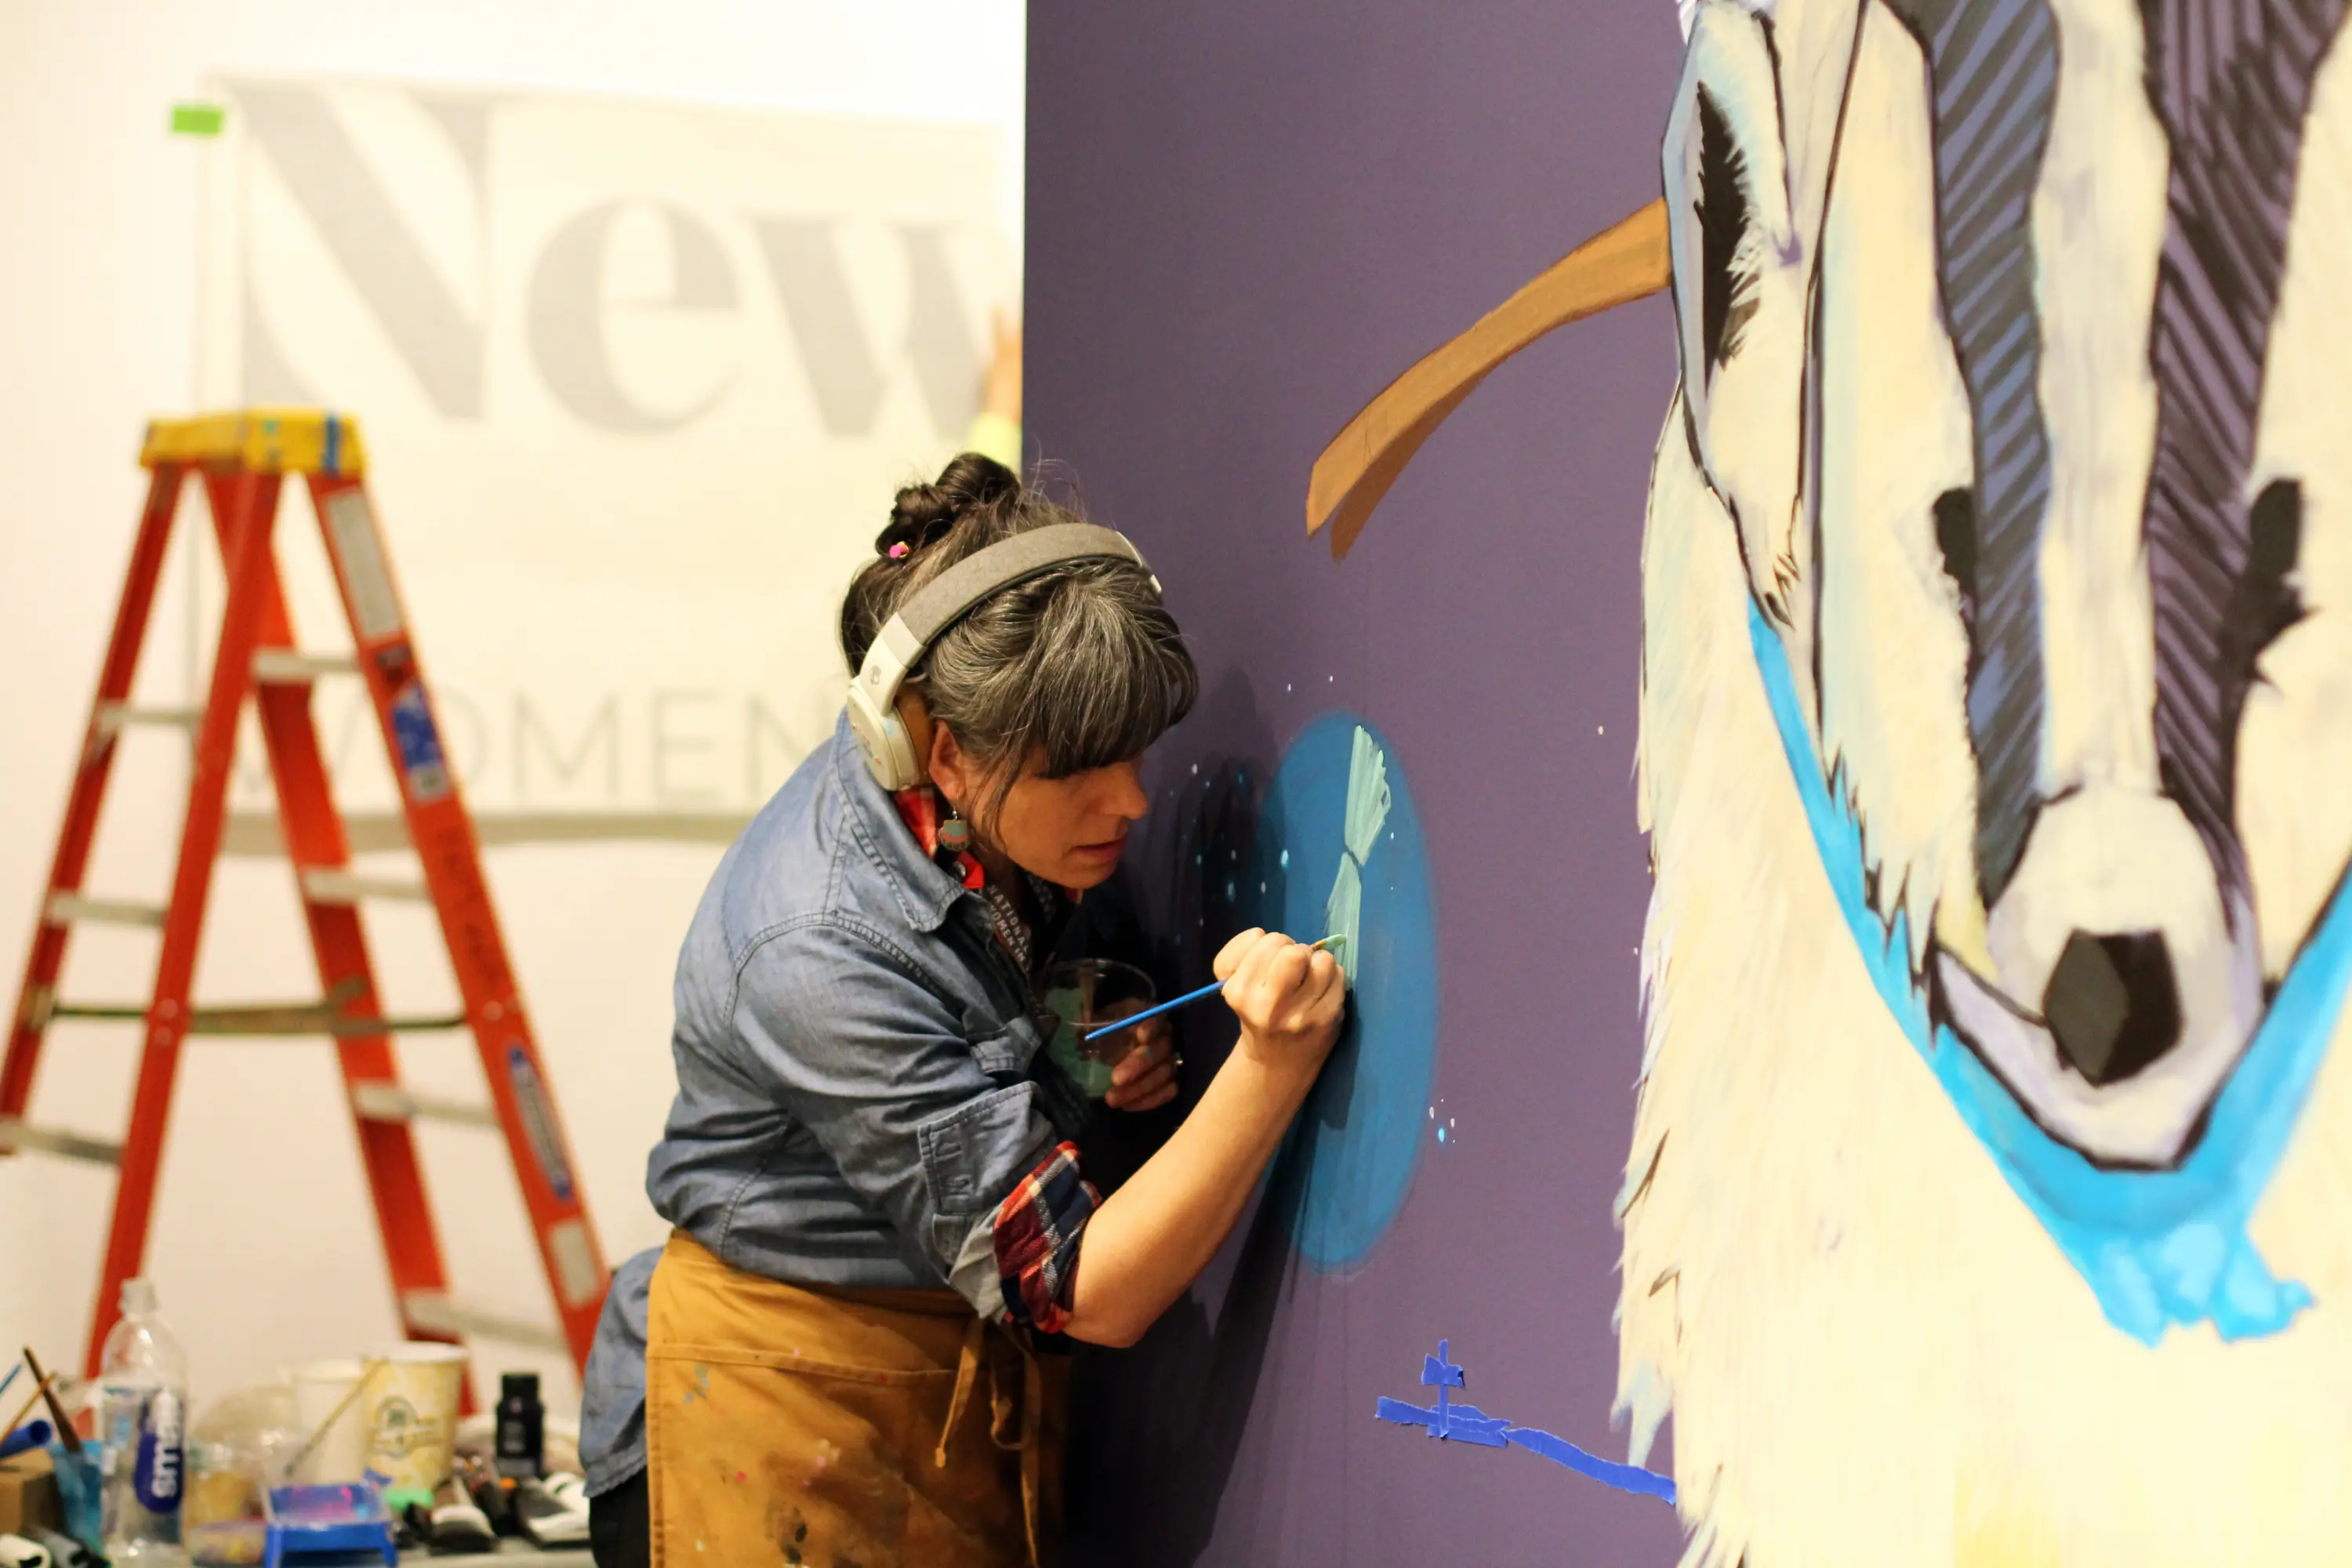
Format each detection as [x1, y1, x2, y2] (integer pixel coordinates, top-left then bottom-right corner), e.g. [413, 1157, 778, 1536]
[1325, 855, 1363, 985]
[1324, 725, 1389, 986]
[1342, 724, 1392, 863]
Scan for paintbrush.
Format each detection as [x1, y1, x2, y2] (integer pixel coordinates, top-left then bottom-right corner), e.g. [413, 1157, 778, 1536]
[19, 1351, 79, 1454]
[1082, 935, 1345, 1043]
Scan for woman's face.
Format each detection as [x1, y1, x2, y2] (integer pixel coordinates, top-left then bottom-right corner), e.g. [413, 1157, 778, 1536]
[989, 755, 1150, 889]
[920, 707, 1149, 889]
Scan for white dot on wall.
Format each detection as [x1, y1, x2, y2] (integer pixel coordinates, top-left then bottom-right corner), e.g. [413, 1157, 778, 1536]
[1598, 725, 1605, 735]
[1287, 683, 1293, 693]
[1279, 849, 1290, 868]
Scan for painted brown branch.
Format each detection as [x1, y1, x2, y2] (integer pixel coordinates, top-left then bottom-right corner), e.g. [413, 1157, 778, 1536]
[1306, 198, 1672, 558]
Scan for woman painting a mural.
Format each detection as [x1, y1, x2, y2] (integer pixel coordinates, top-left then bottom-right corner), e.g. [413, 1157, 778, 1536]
[576, 449, 1346, 1568]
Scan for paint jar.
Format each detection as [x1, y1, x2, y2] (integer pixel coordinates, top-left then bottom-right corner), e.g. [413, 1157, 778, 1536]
[358, 1344, 467, 1508]
[286, 1363, 372, 1486]
[1043, 960, 1156, 1098]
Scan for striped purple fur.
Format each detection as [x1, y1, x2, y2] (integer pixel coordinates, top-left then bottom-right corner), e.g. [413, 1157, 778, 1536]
[2142, 0, 2350, 903]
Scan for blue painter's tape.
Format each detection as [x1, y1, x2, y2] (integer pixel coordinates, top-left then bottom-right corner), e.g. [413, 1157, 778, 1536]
[1248, 712, 1438, 1271]
[1377, 1395, 1512, 1447]
[388, 681, 452, 804]
[1503, 1425, 1679, 1503]
[507, 1044, 575, 1202]
[1375, 1341, 1676, 1502]
[321, 413, 341, 475]
[1372, 1341, 1512, 1447]
[1745, 597, 2342, 1342]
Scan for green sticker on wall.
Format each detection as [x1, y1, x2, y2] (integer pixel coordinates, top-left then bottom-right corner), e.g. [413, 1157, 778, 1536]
[170, 103, 226, 137]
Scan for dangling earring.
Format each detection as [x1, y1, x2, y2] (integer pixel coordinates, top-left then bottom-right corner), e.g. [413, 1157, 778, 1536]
[938, 800, 971, 851]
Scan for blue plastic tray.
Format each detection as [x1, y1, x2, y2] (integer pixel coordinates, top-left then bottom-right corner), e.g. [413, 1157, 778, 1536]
[260, 1482, 397, 1568]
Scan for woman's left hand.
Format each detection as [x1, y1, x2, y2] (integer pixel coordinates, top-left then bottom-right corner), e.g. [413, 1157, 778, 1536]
[1103, 1015, 1179, 1112]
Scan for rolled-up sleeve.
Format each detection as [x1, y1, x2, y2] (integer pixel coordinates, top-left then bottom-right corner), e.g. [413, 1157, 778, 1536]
[731, 920, 1087, 1323]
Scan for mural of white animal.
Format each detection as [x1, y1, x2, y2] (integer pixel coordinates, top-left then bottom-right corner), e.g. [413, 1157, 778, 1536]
[1308, 0, 2352, 1557]
[1618, 0, 2352, 1560]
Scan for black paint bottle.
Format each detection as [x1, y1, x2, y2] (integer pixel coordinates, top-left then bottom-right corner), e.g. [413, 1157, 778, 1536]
[495, 1371, 544, 1479]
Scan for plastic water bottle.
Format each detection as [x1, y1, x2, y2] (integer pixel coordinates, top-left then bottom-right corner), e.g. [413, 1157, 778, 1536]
[98, 1277, 188, 1564]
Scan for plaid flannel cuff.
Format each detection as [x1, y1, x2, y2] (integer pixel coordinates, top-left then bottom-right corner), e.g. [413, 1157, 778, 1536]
[993, 1141, 1100, 1334]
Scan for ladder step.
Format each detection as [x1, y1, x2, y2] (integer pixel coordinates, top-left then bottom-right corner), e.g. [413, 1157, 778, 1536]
[224, 809, 761, 858]
[350, 1083, 500, 1128]
[252, 649, 356, 684]
[300, 869, 431, 906]
[399, 1293, 568, 1354]
[202, 1004, 466, 1037]
[45, 893, 166, 929]
[225, 811, 413, 858]
[48, 998, 467, 1037]
[0, 1116, 123, 1166]
[94, 702, 201, 736]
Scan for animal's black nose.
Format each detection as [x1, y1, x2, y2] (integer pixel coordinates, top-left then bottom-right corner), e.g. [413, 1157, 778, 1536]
[2043, 930, 2181, 1085]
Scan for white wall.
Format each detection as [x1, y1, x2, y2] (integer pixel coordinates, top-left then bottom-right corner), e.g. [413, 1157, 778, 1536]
[0, 0, 1024, 1415]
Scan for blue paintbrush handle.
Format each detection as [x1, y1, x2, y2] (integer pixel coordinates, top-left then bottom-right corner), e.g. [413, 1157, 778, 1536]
[1079, 935, 1341, 1042]
[1080, 978, 1225, 1042]
[0, 1419, 51, 1461]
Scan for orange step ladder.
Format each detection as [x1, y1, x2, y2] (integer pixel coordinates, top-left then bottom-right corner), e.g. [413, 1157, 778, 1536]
[0, 409, 610, 1391]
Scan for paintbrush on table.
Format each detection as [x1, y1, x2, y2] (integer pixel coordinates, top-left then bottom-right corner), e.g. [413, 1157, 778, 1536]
[1082, 934, 1345, 1042]
[20, 1350, 81, 1454]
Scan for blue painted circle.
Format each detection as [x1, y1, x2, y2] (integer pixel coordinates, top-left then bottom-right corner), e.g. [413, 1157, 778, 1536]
[1247, 711, 1439, 1272]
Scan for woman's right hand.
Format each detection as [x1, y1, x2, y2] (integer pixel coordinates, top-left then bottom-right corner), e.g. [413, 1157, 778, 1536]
[1214, 927, 1345, 1078]
[1063, 927, 1347, 1348]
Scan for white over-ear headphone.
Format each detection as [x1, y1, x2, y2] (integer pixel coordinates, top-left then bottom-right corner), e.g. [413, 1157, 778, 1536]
[847, 522, 1161, 790]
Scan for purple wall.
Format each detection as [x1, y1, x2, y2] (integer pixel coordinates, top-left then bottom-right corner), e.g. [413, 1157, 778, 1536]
[1026, 3, 1688, 1561]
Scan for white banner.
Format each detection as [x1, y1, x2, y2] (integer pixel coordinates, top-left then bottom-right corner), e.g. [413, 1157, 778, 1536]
[196, 74, 1014, 835]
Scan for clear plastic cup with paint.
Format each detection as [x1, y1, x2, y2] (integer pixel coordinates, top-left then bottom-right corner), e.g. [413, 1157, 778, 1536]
[1043, 960, 1156, 1098]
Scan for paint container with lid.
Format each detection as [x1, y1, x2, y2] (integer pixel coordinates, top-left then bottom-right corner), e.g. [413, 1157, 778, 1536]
[492, 1374, 542, 1480]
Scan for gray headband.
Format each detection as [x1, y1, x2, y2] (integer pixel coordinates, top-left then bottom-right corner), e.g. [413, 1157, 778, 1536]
[891, 523, 1157, 647]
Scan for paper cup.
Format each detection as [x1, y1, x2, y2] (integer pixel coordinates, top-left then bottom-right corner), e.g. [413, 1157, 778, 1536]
[288, 1360, 372, 1485]
[360, 1343, 468, 1498]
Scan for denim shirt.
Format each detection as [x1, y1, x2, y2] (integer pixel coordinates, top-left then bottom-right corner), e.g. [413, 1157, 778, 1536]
[580, 713, 1087, 1494]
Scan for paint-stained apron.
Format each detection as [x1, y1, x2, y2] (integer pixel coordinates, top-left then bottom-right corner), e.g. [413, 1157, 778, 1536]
[646, 1230, 1065, 1568]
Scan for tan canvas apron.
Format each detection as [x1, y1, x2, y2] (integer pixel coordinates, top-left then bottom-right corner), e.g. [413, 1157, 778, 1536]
[645, 1229, 1065, 1568]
